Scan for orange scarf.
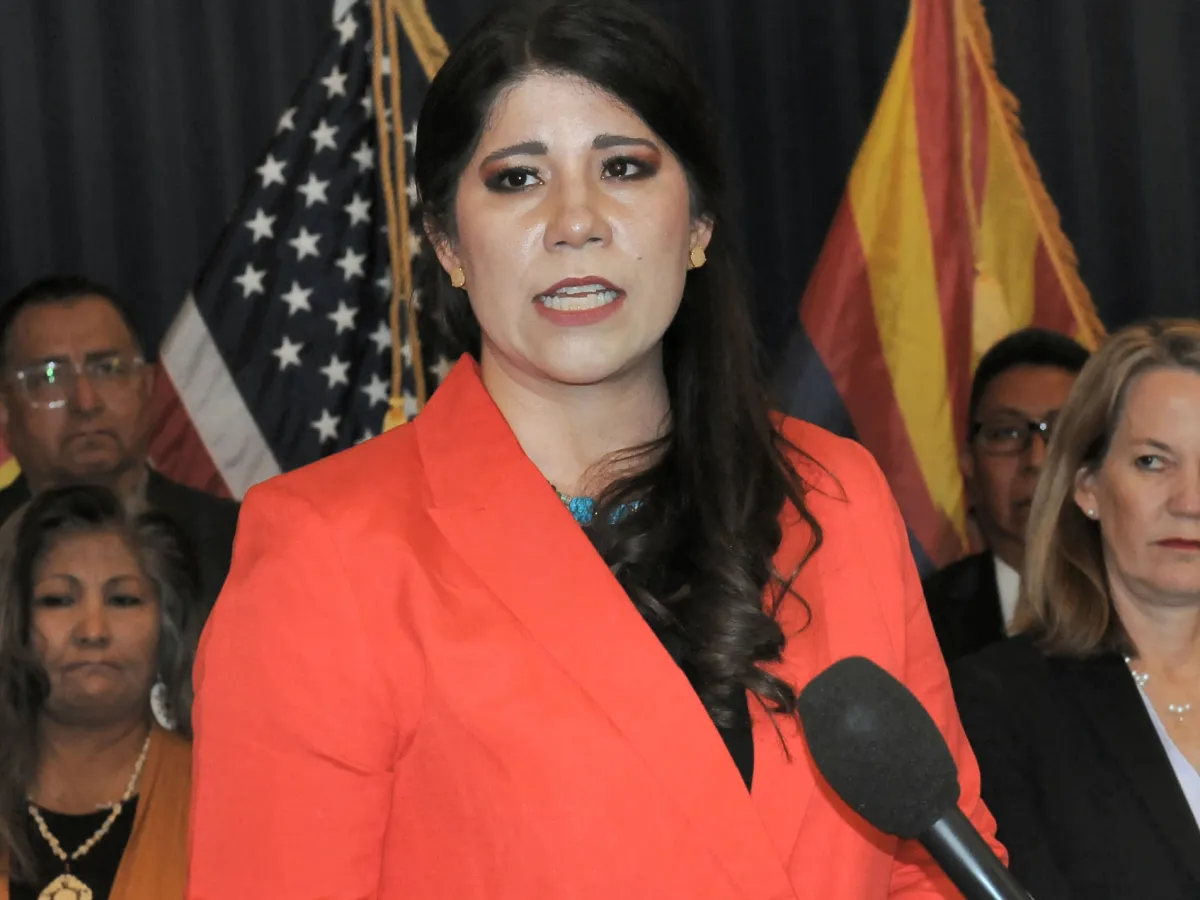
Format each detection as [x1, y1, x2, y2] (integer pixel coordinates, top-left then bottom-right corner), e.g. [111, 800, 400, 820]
[1, 726, 192, 900]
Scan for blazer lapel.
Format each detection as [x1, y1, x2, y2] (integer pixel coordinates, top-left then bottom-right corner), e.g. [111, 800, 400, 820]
[974, 553, 1006, 645]
[419, 358, 798, 900]
[750, 540, 827, 875]
[1055, 653, 1200, 883]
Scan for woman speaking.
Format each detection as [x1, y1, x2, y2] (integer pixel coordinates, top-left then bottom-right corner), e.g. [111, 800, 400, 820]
[187, 1, 1001, 897]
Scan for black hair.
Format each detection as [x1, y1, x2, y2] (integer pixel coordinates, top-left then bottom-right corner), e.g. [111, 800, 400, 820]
[0, 276, 144, 370]
[969, 327, 1091, 425]
[414, 0, 822, 732]
[0, 485, 198, 880]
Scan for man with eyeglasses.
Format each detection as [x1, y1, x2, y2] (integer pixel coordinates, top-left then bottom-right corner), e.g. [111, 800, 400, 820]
[922, 327, 1090, 663]
[0, 275, 239, 616]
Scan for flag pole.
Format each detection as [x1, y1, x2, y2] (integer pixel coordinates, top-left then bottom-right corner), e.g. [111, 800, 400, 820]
[375, 0, 449, 432]
[370, 0, 410, 430]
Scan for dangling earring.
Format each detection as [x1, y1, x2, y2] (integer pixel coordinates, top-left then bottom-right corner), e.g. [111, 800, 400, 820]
[688, 246, 707, 270]
[449, 266, 467, 289]
[150, 675, 176, 731]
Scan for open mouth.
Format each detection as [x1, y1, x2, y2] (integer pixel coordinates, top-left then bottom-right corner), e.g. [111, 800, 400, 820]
[536, 283, 623, 311]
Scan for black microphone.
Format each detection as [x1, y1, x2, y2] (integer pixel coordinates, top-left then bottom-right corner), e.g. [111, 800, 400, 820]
[796, 657, 1032, 900]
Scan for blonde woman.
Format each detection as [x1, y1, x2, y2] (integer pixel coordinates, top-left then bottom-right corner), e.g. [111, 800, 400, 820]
[953, 319, 1200, 899]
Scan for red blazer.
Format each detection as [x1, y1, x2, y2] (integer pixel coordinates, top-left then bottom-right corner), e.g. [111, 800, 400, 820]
[187, 358, 1002, 899]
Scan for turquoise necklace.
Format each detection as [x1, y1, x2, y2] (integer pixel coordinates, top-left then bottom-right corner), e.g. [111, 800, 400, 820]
[554, 488, 640, 526]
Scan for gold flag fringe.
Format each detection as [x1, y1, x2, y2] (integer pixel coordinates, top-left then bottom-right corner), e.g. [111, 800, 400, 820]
[395, 0, 449, 82]
[370, 0, 449, 433]
[954, 0, 1106, 350]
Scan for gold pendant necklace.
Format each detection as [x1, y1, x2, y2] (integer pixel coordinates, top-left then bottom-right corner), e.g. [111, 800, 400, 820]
[37, 872, 94, 900]
[29, 733, 151, 900]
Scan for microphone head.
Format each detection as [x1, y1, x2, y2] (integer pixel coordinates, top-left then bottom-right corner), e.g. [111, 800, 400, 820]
[797, 656, 960, 839]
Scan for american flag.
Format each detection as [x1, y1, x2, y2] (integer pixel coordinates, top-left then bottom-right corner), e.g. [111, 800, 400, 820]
[149, 0, 452, 498]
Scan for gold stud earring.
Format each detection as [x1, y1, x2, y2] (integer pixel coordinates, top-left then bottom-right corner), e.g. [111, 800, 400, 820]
[449, 266, 466, 289]
[688, 246, 707, 270]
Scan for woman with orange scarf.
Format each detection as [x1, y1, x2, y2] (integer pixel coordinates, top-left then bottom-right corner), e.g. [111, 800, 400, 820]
[0, 486, 195, 900]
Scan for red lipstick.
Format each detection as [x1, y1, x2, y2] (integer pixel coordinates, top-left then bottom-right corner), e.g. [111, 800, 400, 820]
[1157, 539, 1200, 551]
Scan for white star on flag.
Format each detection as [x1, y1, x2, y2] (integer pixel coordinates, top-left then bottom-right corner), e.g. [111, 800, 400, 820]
[336, 14, 358, 45]
[245, 209, 276, 243]
[311, 409, 341, 443]
[319, 355, 351, 388]
[361, 373, 389, 407]
[351, 141, 374, 172]
[272, 335, 304, 370]
[256, 154, 286, 188]
[403, 122, 418, 149]
[431, 355, 456, 383]
[356, 430, 376, 445]
[280, 282, 313, 316]
[405, 177, 419, 206]
[360, 93, 373, 117]
[276, 107, 296, 133]
[288, 227, 321, 260]
[311, 119, 339, 153]
[335, 248, 366, 281]
[368, 321, 392, 353]
[320, 67, 348, 99]
[297, 174, 330, 207]
[344, 194, 371, 227]
[327, 301, 358, 334]
[375, 271, 392, 295]
[234, 263, 266, 298]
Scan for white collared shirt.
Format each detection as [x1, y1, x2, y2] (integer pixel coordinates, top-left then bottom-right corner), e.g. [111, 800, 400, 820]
[993, 554, 1021, 629]
[1135, 682, 1200, 828]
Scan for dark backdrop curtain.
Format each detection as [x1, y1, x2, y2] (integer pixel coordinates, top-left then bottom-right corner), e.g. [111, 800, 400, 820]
[0, 0, 1197, 365]
[0, 0, 332, 352]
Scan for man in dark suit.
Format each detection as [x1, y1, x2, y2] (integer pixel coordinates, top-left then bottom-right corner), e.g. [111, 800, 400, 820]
[922, 328, 1089, 662]
[0, 276, 238, 621]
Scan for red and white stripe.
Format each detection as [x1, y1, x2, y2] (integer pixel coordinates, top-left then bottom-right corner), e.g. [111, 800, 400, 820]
[149, 294, 281, 500]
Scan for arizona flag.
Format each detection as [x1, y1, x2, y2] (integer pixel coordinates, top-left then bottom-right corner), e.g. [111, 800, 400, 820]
[778, 0, 1104, 569]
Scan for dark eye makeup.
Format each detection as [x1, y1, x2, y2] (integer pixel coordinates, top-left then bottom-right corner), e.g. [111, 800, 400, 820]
[482, 152, 659, 193]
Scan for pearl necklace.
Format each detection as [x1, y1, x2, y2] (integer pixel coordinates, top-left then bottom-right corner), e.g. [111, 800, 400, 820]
[27, 732, 152, 900]
[1125, 657, 1193, 722]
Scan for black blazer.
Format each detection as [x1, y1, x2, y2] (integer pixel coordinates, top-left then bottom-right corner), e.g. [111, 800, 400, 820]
[921, 551, 1005, 663]
[0, 469, 239, 622]
[952, 635, 1200, 900]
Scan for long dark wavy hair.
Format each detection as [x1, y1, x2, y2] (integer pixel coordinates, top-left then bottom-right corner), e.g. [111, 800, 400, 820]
[0, 485, 198, 880]
[415, 0, 824, 732]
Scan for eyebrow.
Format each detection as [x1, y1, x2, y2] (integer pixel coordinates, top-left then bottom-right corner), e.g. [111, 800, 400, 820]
[38, 573, 81, 587]
[20, 349, 126, 368]
[1132, 438, 1174, 452]
[592, 134, 660, 152]
[479, 134, 660, 168]
[37, 573, 143, 588]
[979, 405, 1056, 419]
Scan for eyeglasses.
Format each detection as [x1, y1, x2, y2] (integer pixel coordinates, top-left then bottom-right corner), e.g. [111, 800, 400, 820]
[8, 354, 145, 410]
[970, 416, 1056, 456]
